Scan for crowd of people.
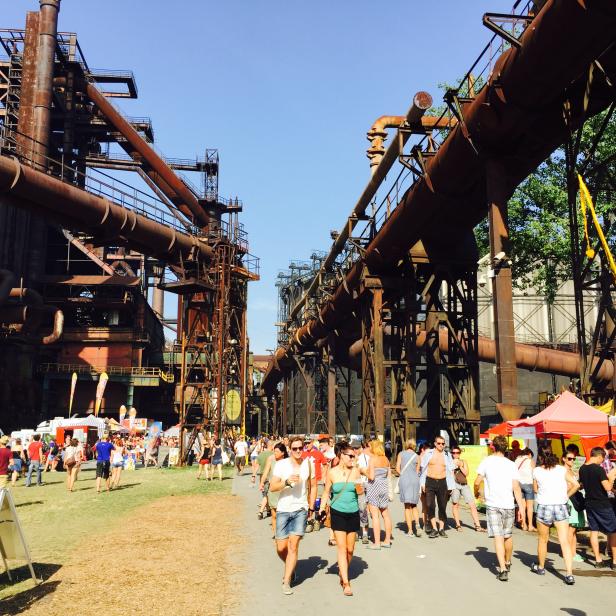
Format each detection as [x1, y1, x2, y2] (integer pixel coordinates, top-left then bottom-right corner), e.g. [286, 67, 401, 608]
[235, 432, 616, 596]
[0, 430, 173, 491]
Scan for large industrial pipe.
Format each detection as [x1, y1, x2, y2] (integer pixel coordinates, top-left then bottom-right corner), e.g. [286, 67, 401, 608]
[0, 270, 15, 306]
[32, 0, 60, 166]
[40, 308, 64, 344]
[262, 0, 616, 395]
[0, 155, 213, 264]
[85, 84, 210, 228]
[344, 329, 614, 384]
[367, 114, 457, 172]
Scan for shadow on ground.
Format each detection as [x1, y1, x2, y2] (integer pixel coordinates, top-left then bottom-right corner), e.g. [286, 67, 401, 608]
[325, 556, 369, 582]
[0, 562, 62, 613]
[296, 555, 328, 583]
[15, 501, 44, 508]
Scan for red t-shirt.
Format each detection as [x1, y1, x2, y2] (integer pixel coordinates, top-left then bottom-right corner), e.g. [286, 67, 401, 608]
[302, 448, 328, 482]
[0, 447, 11, 475]
[28, 441, 43, 462]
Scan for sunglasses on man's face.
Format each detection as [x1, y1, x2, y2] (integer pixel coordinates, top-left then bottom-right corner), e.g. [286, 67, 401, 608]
[452, 451, 461, 455]
[435, 442, 445, 446]
[291, 446, 303, 452]
[342, 452, 355, 459]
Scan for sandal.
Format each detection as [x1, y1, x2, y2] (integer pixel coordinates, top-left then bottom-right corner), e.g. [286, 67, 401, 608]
[328, 539, 337, 547]
[474, 525, 486, 533]
[455, 524, 463, 532]
[343, 583, 353, 596]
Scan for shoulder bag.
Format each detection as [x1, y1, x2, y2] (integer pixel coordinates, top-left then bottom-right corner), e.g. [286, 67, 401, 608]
[454, 461, 468, 485]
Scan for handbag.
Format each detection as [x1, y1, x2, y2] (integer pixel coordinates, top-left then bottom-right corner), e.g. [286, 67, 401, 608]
[454, 467, 467, 485]
[394, 453, 416, 494]
[570, 490, 586, 512]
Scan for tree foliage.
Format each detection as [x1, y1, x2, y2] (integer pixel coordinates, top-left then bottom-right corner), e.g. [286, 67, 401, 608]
[474, 109, 616, 303]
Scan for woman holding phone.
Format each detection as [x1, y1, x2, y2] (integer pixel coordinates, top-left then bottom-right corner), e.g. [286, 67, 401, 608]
[319, 440, 361, 597]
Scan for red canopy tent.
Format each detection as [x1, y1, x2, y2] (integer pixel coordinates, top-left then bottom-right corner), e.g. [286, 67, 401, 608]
[484, 421, 512, 437]
[509, 391, 610, 437]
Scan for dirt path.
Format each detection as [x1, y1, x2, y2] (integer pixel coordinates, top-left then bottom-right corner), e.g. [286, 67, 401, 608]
[3, 494, 242, 616]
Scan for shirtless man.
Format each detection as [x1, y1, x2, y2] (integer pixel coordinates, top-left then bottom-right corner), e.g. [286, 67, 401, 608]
[419, 436, 456, 538]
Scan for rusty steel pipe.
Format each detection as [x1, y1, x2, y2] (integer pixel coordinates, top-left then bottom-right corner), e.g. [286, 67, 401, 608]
[289, 91, 433, 321]
[0, 155, 213, 264]
[41, 308, 63, 344]
[367, 114, 457, 172]
[262, 0, 616, 395]
[32, 0, 60, 166]
[0, 270, 15, 306]
[9, 287, 44, 306]
[344, 329, 614, 383]
[85, 83, 209, 228]
[0, 305, 30, 325]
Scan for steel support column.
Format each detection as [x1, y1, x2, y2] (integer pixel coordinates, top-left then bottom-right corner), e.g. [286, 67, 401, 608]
[486, 161, 522, 420]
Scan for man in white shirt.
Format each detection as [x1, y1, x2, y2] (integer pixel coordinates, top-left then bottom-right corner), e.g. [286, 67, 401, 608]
[319, 436, 336, 462]
[234, 437, 248, 475]
[269, 435, 317, 595]
[474, 435, 525, 582]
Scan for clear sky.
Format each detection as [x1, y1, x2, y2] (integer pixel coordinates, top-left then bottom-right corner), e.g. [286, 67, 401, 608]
[6, 0, 515, 354]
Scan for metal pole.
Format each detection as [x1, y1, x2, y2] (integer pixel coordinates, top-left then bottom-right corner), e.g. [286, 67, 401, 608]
[178, 332, 187, 465]
[240, 308, 248, 437]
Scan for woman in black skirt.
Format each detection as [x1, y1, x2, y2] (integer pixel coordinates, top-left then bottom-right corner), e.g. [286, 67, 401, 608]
[319, 440, 361, 596]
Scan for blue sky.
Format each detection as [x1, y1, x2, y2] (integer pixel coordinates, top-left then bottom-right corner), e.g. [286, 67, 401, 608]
[6, 0, 514, 354]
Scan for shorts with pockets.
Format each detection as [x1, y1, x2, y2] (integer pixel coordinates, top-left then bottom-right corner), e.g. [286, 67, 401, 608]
[451, 483, 474, 505]
[486, 507, 515, 538]
[275, 509, 308, 539]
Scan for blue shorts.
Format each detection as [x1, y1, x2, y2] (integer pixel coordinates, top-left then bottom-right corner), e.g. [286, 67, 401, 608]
[587, 507, 616, 534]
[275, 509, 308, 540]
[9, 459, 22, 472]
[520, 483, 535, 500]
[536, 504, 569, 526]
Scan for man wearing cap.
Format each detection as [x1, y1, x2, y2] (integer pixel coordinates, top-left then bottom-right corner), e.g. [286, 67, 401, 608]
[0, 436, 11, 489]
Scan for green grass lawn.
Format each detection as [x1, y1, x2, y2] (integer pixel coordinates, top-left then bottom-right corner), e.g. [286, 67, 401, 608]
[0, 465, 233, 600]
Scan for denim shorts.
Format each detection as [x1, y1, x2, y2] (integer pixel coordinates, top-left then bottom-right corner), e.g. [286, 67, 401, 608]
[520, 483, 535, 500]
[536, 504, 569, 526]
[275, 509, 308, 540]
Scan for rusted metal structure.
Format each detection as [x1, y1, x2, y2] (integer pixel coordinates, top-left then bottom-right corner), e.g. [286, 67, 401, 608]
[0, 2, 258, 433]
[263, 0, 616, 450]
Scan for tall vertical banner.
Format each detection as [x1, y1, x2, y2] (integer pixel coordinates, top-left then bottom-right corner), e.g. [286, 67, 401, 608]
[94, 372, 109, 417]
[68, 372, 78, 417]
[119, 404, 127, 423]
[128, 406, 137, 432]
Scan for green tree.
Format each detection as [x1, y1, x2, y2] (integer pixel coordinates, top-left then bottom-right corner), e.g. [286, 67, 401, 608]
[474, 108, 616, 303]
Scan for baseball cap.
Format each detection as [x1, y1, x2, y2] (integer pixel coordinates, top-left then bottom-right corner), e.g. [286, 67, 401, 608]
[350, 438, 363, 449]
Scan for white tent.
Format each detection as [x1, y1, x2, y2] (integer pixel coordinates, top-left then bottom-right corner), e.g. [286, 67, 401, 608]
[56, 416, 106, 438]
